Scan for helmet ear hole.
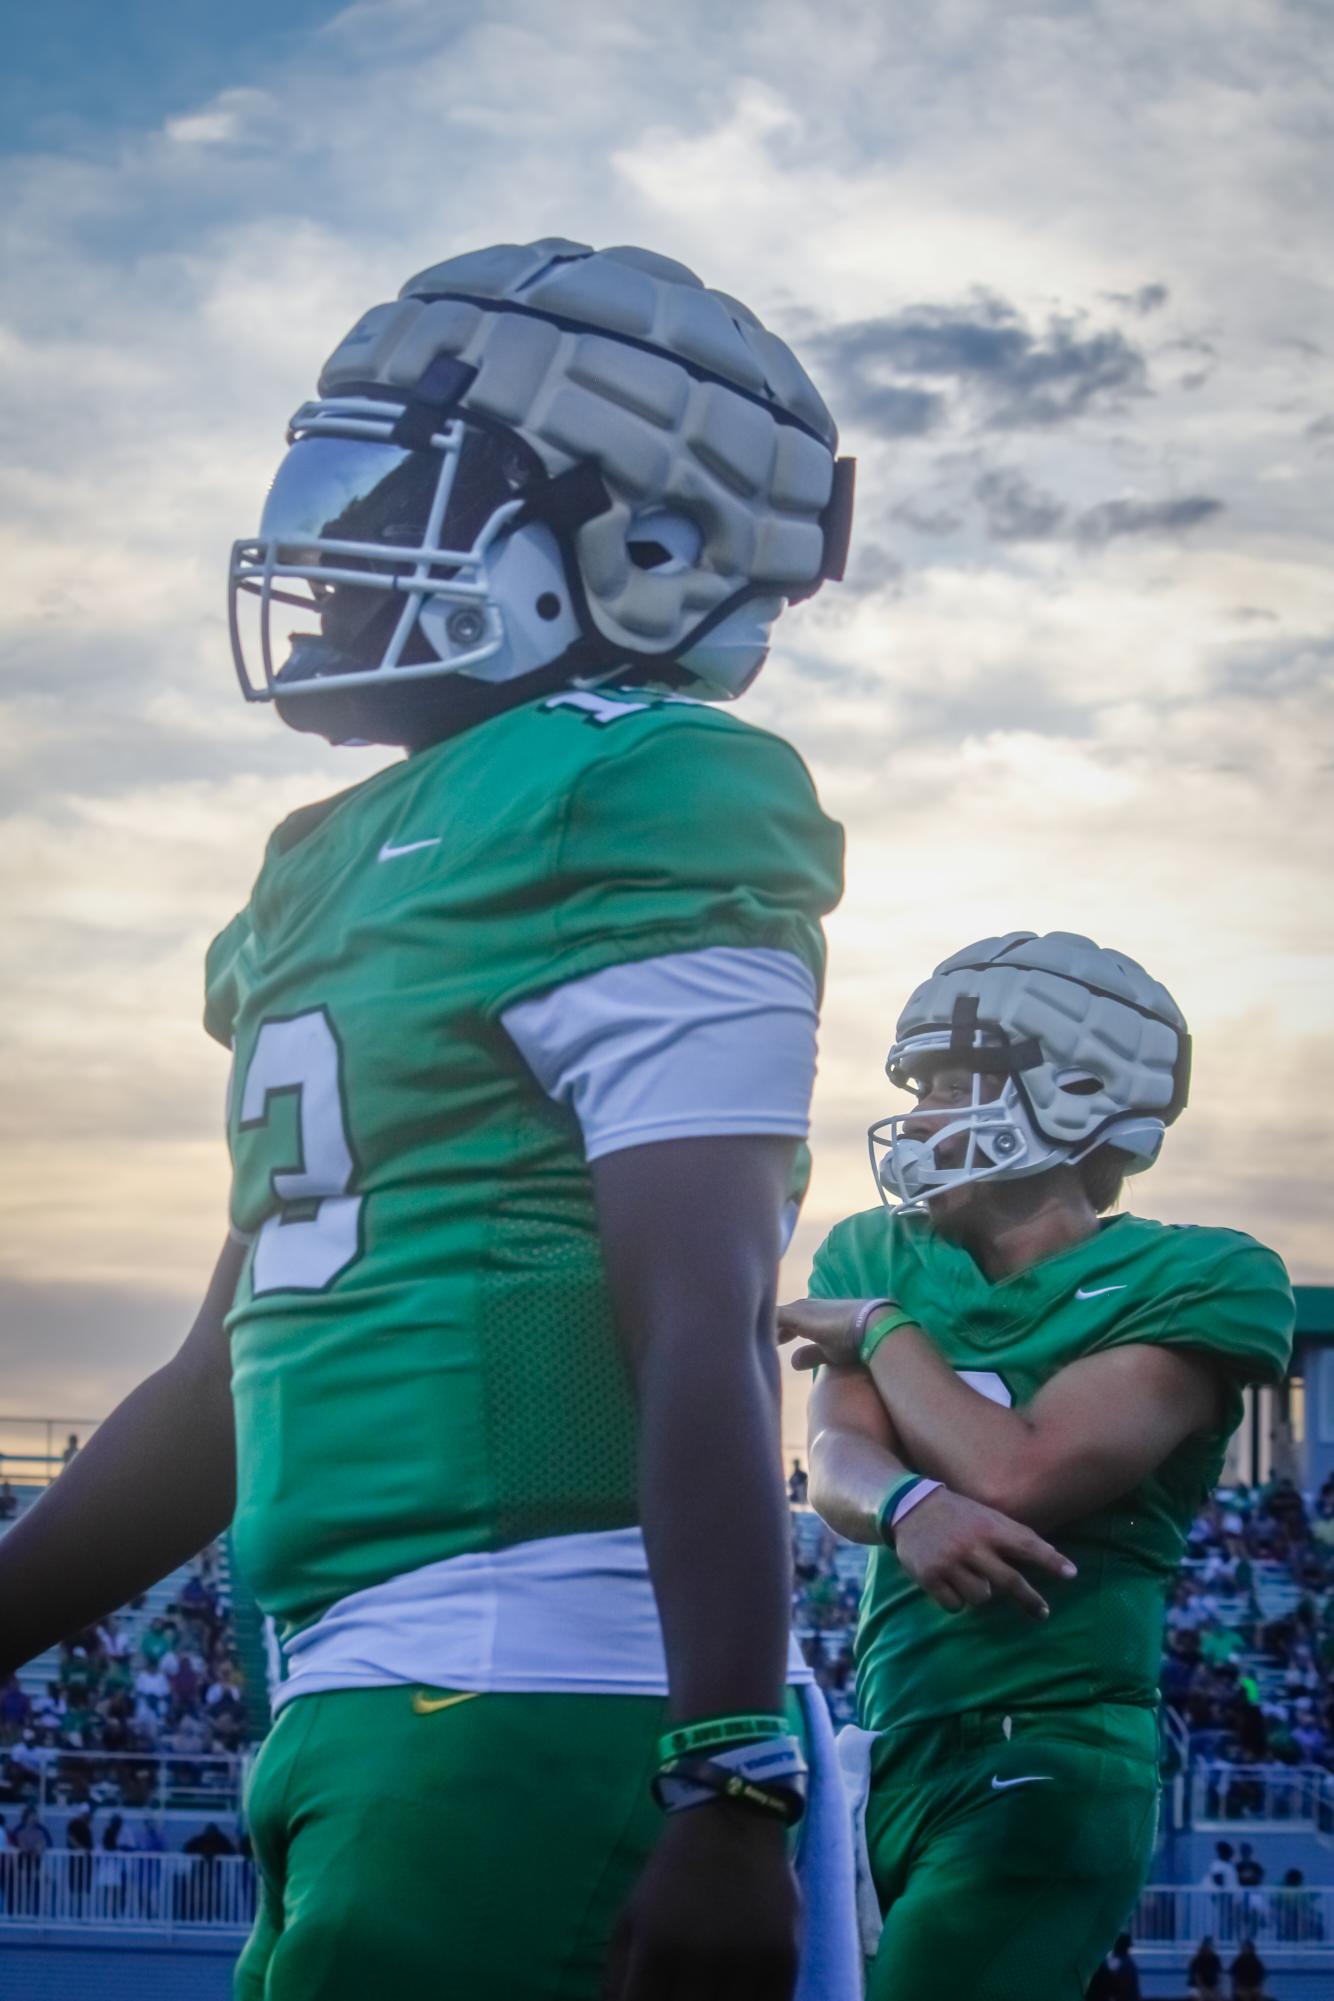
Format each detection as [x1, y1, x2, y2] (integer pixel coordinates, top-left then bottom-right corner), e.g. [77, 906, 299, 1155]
[625, 508, 701, 576]
[1055, 1071, 1103, 1096]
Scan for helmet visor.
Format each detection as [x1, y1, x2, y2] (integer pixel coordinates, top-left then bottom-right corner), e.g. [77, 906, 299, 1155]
[233, 423, 536, 691]
[261, 429, 526, 570]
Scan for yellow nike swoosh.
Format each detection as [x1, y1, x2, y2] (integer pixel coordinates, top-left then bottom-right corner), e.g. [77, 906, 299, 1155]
[411, 1690, 480, 1716]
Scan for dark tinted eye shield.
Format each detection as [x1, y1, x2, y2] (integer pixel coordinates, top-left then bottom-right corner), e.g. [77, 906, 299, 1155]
[228, 398, 547, 701]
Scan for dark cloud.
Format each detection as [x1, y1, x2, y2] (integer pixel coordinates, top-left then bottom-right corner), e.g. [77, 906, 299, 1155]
[1211, 631, 1334, 703]
[891, 500, 964, 537]
[1074, 494, 1224, 544]
[1307, 415, 1334, 444]
[974, 469, 1067, 542]
[814, 295, 1149, 439]
[836, 381, 946, 438]
[1106, 283, 1169, 315]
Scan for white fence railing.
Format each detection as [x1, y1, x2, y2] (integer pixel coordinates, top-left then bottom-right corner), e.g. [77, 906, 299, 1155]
[1188, 1761, 1334, 1832]
[1, 1860, 1331, 1957]
[0, 1849, 255, 1930]
[1134, 1887, 1334, 1955]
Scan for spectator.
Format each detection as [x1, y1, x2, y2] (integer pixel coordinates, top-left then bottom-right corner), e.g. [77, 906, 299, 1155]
[1087, 1932, 1141, 2000]
[11, 1804, 50, 1916]
[94, 1813, 128, 1915]
[1234, 1842, 1263, 1888]
[787, 1458, 808, 1506]
[139, 1618, 173, 1669]
[67, 1805, 94, 1909]
[1229, 1939, 1266, 2001]
[1188, 1937, 1223, 2001]
[61, 1432, 80, 1466]
[183, 1820, 236, 1922]
[0, 1479, 15, 1519]
[1202, 1841, 1238, 1889]
[0, 1675, 29, 1741]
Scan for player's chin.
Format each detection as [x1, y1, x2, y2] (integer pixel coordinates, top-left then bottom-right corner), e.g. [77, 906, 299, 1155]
[923, 1181, 974, 1238]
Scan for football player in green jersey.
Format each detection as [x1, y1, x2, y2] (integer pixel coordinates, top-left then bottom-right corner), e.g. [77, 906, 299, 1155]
[0, 242, 862, 1999]
[779, 930, 1295, 2001]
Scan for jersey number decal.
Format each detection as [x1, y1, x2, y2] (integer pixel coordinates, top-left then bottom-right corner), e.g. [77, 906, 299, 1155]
[237, 1009, 362, 1295]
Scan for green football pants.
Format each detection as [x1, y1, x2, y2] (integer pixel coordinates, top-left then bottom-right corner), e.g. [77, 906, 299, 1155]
[235, 1683, 805, 2001]
[863, 1703, 1159, 2001]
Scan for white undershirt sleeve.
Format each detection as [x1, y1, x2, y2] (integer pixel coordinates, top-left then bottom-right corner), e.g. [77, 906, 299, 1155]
[500, 946, 819, 1163]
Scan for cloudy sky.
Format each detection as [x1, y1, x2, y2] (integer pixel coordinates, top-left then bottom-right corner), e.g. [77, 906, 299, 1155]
[1, 0, 1330, 1463]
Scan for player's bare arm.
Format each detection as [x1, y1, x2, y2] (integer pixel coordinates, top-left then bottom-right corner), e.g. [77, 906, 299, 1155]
[785, 1297, 1223, 1532]
[592, 1134, 800, 2001]
[806, 1352, 1075, 1619]
[0, 1236, 240, 1677]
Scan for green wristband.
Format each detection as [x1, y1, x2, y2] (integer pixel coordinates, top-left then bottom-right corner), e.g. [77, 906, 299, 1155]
[657, 1712, 790, 1763]
[875, 1474, 923, 1545]
[860, 1305, 917, 1366]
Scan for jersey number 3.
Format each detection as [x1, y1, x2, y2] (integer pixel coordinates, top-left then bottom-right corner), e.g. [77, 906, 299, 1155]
[236, 1009, 362, 1295]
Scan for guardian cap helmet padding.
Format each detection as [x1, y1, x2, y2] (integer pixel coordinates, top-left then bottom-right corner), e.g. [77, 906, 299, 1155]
[869, 930, 1191, 1211]
[229, 239, 853, 727]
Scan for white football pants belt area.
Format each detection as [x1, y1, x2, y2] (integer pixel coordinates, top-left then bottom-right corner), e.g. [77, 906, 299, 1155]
[273, 1526, 861, 1999]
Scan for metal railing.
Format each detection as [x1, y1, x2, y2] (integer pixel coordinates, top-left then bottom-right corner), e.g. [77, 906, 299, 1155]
[1188, 1761, 1334, 1831]
[0, 1418, 102, 1490]
[1, 1749, 244, 1816]
[1134, 1887, 1334, 1955]
[0, 1861, 1331, 1956]
[0, 1850, 255, 1930]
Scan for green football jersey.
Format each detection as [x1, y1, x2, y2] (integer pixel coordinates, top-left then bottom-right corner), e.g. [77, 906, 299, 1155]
[205, 687, 843, 1640]
[808, 1208, 1294, 1731]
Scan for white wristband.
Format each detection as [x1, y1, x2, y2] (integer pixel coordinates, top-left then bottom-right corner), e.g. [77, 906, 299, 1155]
[890, 1478, 943, 1529]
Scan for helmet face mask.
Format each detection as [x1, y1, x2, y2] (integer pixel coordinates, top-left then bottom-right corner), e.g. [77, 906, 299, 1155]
[229, 401, 573, 705]
[230, 240, 853, 740]
[867, 932, 1189, 1216]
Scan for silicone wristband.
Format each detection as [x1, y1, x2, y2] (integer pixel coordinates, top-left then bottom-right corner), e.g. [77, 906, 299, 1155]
[859, 1304, 917, 1366]
[889, 1478, 943, 1529]
[875, 1474, 924, 1545]
[653, 1736, 808, 1825]
[657, 1712, 790, 1763]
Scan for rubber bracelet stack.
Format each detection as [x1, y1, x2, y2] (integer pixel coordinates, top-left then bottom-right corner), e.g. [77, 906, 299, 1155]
[653, 1736, 809, 1825]
[876, 1474, 944, 1546]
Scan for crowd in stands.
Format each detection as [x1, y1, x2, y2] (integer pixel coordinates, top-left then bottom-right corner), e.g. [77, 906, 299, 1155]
[0, 1543, 251, 1813]
[1161, 1474, 1334, 1796]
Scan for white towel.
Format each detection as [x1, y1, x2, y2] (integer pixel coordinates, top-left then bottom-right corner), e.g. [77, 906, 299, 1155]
[835, 1722, 885, 1959]
[793, 1686, 864, 2001]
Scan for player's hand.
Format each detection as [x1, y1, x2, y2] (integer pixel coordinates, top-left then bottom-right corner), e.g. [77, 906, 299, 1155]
[891, 1486, 1076, 1622]
[603, 1804, 800, 2001]
[777, 1296, 892, 1372]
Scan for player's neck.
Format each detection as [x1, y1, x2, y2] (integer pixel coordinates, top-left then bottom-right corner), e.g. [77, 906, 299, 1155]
[951, 1171, 1102, 1282]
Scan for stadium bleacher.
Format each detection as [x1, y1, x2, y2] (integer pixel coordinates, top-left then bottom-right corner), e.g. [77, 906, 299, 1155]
[2, 1470, 1333, 1995]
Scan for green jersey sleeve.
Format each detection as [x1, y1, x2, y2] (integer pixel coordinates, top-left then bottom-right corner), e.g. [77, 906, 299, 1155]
[487, 711, 844, 1017]
[1103, 1230, 1295, 1430]
[203, 908, 254, 1049]
[808, 1220, 862, 1301]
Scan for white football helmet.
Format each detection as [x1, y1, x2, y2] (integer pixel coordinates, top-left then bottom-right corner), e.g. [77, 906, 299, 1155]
[229, 239, 853, 725]
[869, 931, 1191, 1211]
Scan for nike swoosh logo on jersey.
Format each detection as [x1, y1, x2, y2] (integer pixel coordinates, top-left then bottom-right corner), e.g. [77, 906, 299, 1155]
[1075, 1284, 1127, 1300]
[990, 1774, 1054, 1790]
[378, 837, 442, 862]
[411, 1690, 479, 1716]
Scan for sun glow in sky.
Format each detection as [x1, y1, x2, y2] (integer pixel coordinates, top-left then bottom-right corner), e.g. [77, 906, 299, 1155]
[0, 0, 1330, 1460]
